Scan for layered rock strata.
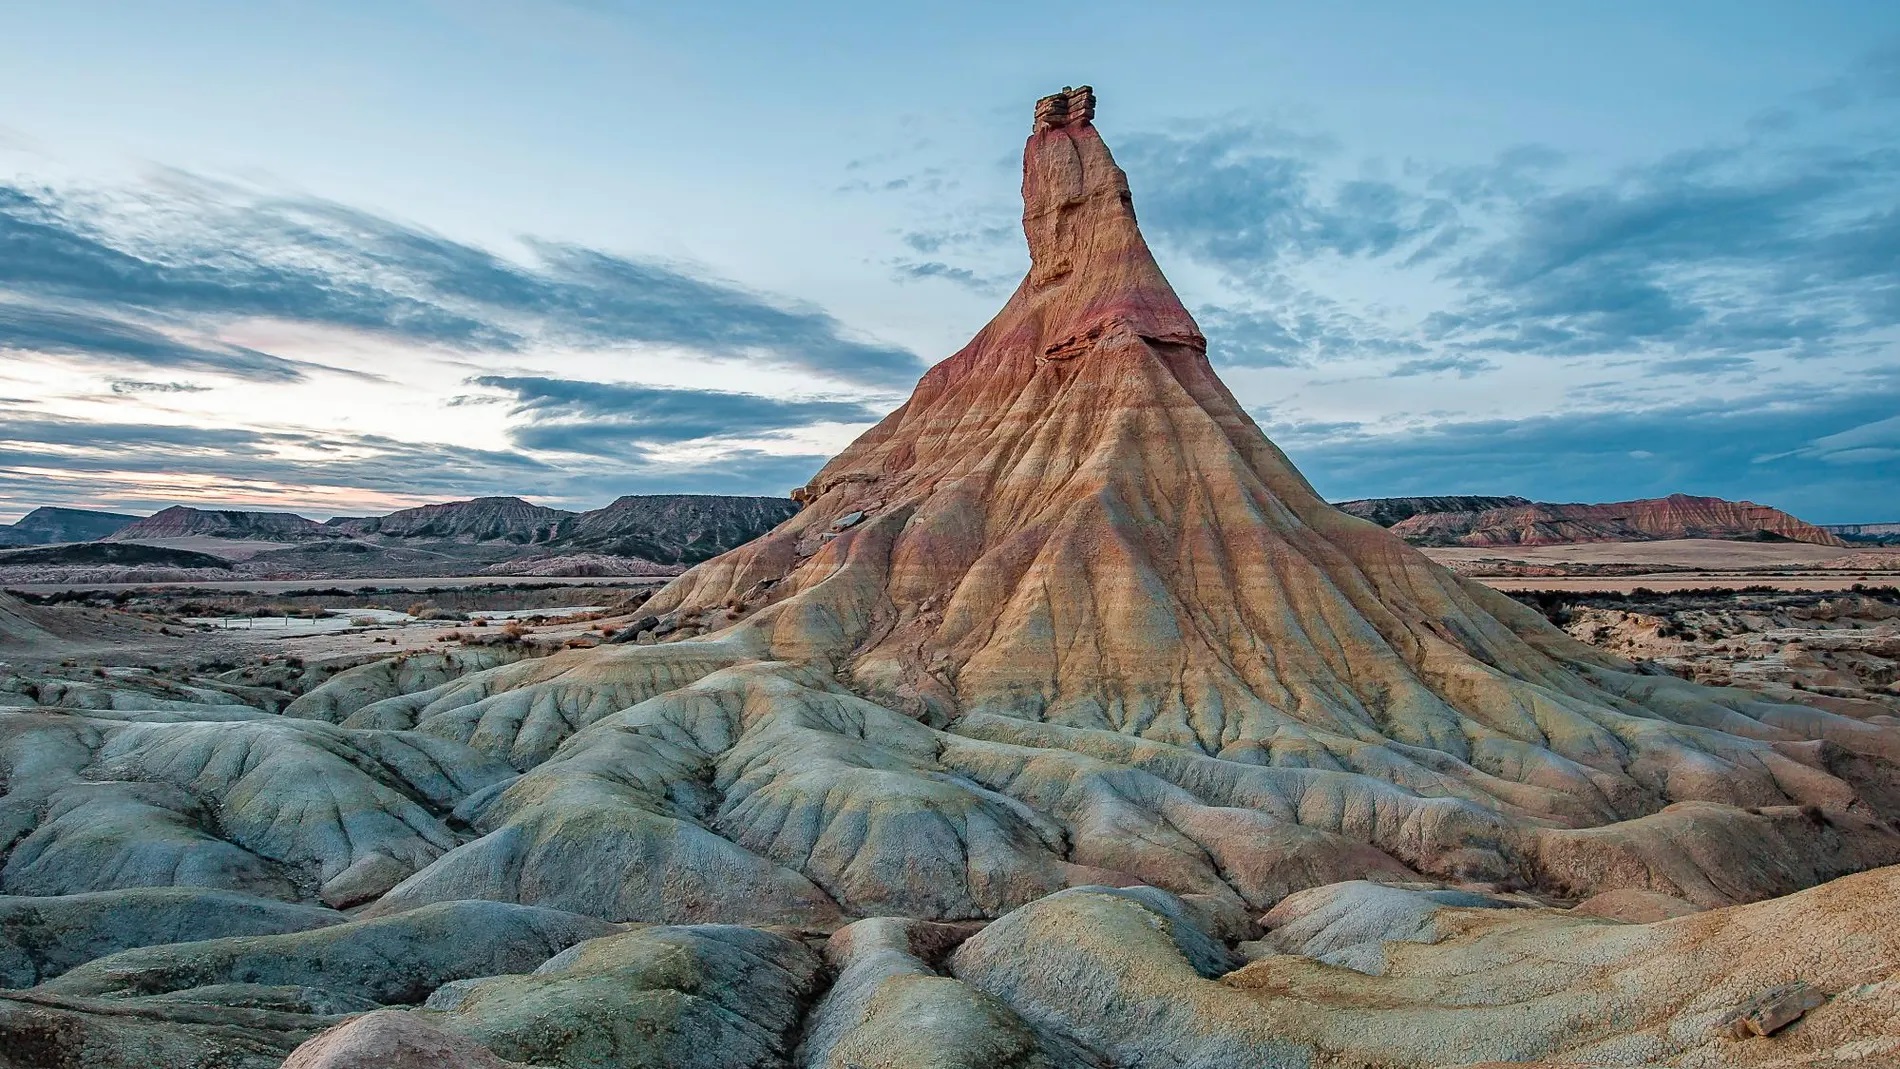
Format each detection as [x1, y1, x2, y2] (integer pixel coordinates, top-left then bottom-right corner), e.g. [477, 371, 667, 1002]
[4, 89, 1900, 1068]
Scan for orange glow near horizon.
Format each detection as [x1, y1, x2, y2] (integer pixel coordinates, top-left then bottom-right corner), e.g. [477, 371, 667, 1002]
[0, 467, 450, 519]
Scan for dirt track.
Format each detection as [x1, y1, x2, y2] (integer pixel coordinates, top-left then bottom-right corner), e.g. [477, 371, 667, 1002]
[3, 575, 669, 596]
[1474, 574, 1898, 593]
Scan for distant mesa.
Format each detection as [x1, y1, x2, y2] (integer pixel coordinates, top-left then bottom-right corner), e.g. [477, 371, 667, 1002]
[105, 505, 341, 544]
[1338, 492, 1844, 547]
[549, 494, 800, 566]
[1332, 495, 1530, 529]
[0, 506, 140, 547]
[1825, 521, 1900, 545]
[328, 496, 573, 544]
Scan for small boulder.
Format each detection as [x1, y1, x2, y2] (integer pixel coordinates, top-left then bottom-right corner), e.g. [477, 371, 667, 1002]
[608, 615, 660, 643]
[1725, 980, 1827, 1038]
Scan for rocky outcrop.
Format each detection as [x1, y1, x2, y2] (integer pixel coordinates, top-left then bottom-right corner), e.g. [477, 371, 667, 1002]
[547, 494, 800, 565]
[1368, 492, 1845, 547]
[1827, 521, 1900, 545]
[319, 494, 798, 569]
[0, 507, 139, 547]
[331, 497, 573, 544]
[105, 505, 339, 543]
[1538, 589, 1900, 715]
[1335, 495, 1529, 528]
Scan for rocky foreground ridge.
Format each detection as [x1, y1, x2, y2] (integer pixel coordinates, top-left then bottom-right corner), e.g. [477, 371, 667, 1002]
[3, 88, 1900, 1068]
[1341, 492, 1845, 547]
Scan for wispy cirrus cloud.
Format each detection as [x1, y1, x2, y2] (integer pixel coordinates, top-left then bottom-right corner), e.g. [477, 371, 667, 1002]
[0, 301, 316, 382]
[1113, 125, 1462, 278]
[1389, 354, 1495, 378]
[0, 172, 920, 516]
[1427, 147, 1900, 360]
[468, 374, 885, 457]
[889, 259, 1009, 295]
[0, 178, 926, 390]
[107, 379, 212, 395]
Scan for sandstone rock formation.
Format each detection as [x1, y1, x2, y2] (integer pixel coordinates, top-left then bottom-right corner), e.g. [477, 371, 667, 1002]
[5, 89, 1900, 1068]
[1363, 492, 1845, 547]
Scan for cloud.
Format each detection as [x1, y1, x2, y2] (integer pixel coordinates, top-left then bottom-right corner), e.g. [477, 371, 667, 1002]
[0, 405, 831, 515]
[1389, 354, 1495, 378]
[0, 302, 312, 382]
[1649, 355, 1755, 377]
[1113, 125, 1461, 278]
[0, 413, 537, 516]
[1197, 299, 1427, 369]
[0, 410, 548, 482]
[890, 259, 1005, 293]
[0, 184, 501, 349]
[897, 223, 1017, 258]
[1277, 379, 1900, 523]
[470, 375, 886, 457]
[1426, 144, 1900, 360]
[109, 380, 212, 394]
[0, 177, 926, 389]
[7, 44, 1897, 521]
[1087, 80, 1897, 381]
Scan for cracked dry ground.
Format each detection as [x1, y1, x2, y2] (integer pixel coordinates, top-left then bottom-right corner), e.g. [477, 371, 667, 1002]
[7, 88, 1900, 1068]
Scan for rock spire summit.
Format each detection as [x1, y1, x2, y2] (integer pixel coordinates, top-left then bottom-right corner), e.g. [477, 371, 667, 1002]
[1032, 84, 1095, 131]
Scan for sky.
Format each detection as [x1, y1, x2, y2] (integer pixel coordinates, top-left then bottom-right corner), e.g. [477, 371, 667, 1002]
[1, 1, 1896, 524]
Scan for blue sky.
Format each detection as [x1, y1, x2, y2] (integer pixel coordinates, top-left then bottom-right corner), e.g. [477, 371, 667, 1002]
[1, 1, 1896, 522]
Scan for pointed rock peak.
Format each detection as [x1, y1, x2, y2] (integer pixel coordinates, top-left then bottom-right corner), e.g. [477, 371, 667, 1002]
[1017, 86, 1203, 359]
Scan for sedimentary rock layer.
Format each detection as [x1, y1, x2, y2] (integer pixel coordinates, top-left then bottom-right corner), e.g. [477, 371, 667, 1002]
[4, 89, 1898, 1068]
[1380, 492, 1845, 547]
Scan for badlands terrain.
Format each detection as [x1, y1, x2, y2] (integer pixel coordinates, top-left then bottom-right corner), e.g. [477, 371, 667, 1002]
[0, 496, 798, 585]
[1336, 492, 1848, 548]
[4, 89, 1900, 1068]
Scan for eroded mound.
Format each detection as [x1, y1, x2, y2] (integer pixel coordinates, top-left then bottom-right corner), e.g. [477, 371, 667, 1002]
[4, 86, 1900, 1068]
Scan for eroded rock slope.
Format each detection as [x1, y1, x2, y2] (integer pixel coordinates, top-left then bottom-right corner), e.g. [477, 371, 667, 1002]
[4, 86, 1899, 1068]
